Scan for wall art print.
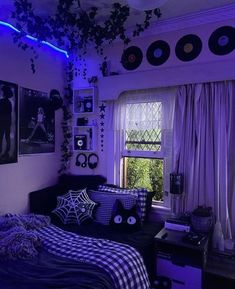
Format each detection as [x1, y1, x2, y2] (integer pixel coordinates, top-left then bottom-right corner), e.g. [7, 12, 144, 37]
[0, 80, 18, 165]
[19, 87, 55, 155]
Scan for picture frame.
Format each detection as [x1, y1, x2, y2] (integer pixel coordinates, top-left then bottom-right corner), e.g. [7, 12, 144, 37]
[73, 126, 94, 151]
[19, 87, 55, 155]
[0, 80, 18, 165]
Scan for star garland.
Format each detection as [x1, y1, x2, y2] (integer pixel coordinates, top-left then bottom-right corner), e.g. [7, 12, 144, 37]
[99, 102, 106, 152]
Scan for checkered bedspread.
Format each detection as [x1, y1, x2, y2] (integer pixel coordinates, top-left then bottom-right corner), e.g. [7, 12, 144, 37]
[38, 225, 150, 289]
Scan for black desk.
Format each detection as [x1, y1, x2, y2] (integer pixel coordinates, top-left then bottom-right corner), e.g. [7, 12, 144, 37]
[154, 228, 209, 289]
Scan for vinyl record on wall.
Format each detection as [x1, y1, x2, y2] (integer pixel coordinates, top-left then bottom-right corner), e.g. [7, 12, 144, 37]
[121, 46, 143, 70]
[208, 26, 235, 56]
[175, 34, 202, 62]
[146, 40, 170, 66]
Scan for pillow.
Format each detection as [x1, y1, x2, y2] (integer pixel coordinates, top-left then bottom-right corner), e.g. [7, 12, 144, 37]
[97, 185, 148, 223]
[52, 189, 98, 225]
[110, 200, 141, 232]
[88, 190, 138, 225]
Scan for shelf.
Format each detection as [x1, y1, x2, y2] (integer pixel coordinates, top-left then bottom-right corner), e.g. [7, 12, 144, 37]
[72, 87, 97, 152]
[73, 87, 95, 114]
[73, 126, 96, 152]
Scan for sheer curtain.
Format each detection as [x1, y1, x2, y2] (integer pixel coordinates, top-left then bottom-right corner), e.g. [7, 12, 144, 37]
[114, 87, 176, 131]
[173, 81, 235, 238]
[107, 87, 176, 186]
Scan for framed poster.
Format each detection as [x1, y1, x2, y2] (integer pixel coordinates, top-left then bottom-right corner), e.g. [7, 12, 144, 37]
[0, 80, 18, 164]
[19, 87, 55, 154]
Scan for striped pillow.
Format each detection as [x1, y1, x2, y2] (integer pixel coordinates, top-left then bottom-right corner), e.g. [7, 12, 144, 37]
[97, 185, 148, 223]
[88, 191, 138, 225]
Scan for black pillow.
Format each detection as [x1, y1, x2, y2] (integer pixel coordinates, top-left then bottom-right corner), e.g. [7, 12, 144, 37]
[109, 199, 141, 232]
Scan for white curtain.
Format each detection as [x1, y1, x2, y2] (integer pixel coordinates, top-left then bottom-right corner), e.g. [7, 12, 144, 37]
[114, 87, 176, 131]
[107, 87, 176, 185]
[173, 81, 235, 238]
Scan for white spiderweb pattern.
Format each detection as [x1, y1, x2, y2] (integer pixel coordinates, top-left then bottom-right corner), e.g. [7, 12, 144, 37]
[52, 189, 97, 225]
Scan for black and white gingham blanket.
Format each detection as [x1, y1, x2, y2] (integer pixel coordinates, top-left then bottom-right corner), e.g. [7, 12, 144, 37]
[98, 185, 148, 223]
[38, 225, 150, 289]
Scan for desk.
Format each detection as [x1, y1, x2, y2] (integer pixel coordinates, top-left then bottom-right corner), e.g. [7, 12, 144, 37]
[155, 228, 209, 289]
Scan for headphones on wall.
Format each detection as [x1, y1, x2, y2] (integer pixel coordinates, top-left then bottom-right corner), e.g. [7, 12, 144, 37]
[88, 153, 99, 169]
[75, 153, 99, 169]
[76, 153, 87, 168]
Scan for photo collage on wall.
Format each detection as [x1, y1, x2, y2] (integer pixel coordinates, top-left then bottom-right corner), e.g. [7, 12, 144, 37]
[0, 80, 18, 165]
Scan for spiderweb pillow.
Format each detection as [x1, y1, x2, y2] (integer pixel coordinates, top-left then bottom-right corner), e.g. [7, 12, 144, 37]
[52, 189, 98, 225]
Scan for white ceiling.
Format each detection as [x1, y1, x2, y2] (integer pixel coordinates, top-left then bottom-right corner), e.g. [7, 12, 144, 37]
[0, 0, 235, 29]
[1, 0, 235, 19]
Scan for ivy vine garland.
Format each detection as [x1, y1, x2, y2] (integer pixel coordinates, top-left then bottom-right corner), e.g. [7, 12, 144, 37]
[10, 0, 161, 174]
[11, 0, 161, 73]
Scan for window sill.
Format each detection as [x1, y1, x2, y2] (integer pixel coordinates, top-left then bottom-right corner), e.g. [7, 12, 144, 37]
[149, 204, 171, 223]
[152, 202, 171, 212]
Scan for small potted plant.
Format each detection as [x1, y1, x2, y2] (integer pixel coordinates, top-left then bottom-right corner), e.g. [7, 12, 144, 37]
[191, 206, 213, 233]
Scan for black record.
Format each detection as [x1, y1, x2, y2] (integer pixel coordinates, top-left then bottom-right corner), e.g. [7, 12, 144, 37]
[175, 34, 202, 62]
[146, 40, 170, 66]
[208, 26, 235, 55]
[121, 46, 143, 70]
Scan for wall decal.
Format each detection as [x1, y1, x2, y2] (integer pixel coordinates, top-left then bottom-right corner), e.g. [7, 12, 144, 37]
[99, 102, 106, 152]
[146, 40, 170, 66]
[175, 34, 202, 62]
[208, 26, 235, 56]
[19, 87, 55, 154]
[0, 80, 18, 165]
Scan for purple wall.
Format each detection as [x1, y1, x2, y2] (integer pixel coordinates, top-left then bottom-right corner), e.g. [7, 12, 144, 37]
[0, 28, 66, 214]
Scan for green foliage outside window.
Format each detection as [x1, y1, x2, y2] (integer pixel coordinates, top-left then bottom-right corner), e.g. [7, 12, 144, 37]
[125, 157, 163, 201]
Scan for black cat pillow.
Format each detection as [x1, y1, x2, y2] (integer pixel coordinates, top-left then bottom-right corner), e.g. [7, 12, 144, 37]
[109, 199, 141, 232]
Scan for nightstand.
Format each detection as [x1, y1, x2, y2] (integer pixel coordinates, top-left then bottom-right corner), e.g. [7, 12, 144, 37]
[154, 228, 209, 289]
[204, 251, 235, 289]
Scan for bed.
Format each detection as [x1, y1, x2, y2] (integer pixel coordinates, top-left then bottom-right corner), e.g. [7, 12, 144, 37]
[0, 175, 162, 289]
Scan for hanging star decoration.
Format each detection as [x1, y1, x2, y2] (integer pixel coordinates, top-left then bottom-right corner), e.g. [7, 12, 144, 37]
[99, 102, 106, 152]
[99, 103, 106, 112]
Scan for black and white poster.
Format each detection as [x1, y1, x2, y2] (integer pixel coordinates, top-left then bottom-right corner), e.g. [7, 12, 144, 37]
[19, 87, 55, 154]
[0, 80, 18, 164]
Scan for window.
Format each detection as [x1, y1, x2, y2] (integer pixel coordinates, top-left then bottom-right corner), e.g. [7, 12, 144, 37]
[115, 88, 175, 208]
[125, 102, 162, 152]
[123, 157, 164, 202]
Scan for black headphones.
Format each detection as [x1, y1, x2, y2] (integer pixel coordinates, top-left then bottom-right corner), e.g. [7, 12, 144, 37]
[76, 153, 87, 168]
[88, 153, 99, 169]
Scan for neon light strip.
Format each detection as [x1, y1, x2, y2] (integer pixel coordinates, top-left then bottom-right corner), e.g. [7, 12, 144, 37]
[0, 20, 69, 58]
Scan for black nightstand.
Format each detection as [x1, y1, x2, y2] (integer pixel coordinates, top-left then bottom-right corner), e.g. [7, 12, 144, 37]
[154, 228, 209, 289]
[204, 251, 235, 289]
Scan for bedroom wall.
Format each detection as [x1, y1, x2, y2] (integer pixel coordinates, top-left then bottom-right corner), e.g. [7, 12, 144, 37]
[70, 13, 235, 183]
[0, 26, 66, 214]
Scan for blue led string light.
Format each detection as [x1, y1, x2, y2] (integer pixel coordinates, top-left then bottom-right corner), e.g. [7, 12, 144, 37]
[0, 20, 69, 58]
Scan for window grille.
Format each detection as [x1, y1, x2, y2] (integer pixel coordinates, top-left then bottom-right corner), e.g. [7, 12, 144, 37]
[125, 102, 162, 151]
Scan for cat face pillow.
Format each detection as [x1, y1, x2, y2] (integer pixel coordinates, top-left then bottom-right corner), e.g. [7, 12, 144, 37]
[109, 199, 141, 232]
